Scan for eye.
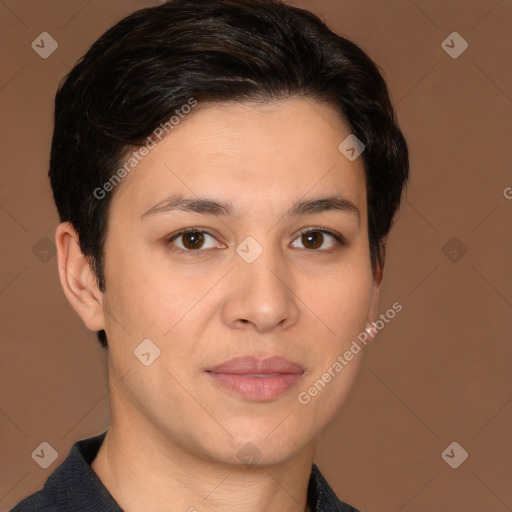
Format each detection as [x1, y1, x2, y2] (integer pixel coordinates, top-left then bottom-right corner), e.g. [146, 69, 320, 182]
[290, 228, 344, 252]
[165, 227, 344, 255]
[166, 229, 223, 252]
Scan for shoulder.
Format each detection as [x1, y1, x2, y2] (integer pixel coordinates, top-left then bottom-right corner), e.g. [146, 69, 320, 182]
[9, 431, 112, 512]
[9, 488, 56, 511]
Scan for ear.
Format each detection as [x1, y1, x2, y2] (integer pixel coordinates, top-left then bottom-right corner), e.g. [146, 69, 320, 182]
[55, 222, 106, 332]
[365, 244, 386, 342]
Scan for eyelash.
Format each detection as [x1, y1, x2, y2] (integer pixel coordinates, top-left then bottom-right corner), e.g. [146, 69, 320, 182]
[165, 227, 345, 256]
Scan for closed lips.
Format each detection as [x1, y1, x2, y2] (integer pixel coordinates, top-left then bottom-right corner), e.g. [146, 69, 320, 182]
[206, 356, 304, 375]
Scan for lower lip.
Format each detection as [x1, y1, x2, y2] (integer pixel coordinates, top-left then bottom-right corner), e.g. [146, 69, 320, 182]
[207, 372, 303, 401]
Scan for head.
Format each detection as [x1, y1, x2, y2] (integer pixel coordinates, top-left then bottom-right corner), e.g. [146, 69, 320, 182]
[52, 0, 408, 467]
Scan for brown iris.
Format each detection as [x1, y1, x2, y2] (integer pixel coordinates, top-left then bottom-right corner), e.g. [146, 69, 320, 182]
[301, 231, 323, 249]
[181, 231, 205, 250]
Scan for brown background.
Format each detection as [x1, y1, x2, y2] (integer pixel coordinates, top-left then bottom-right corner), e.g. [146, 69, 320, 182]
[0, 0, 511, 511]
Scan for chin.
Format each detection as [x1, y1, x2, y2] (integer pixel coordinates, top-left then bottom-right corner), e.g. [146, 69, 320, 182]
[185, 427, 302, 467]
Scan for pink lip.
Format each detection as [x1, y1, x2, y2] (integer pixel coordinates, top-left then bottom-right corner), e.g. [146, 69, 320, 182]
[206, 356, 304, 401]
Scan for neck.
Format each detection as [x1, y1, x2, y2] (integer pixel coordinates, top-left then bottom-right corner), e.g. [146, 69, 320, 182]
[91, 421, 316, 512]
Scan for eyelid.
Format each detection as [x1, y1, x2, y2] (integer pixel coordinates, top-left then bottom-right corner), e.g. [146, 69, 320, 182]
[294, 226, 343, 240]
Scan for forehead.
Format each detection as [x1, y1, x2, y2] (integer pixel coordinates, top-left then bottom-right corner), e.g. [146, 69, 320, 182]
[110, 98, 367, 219]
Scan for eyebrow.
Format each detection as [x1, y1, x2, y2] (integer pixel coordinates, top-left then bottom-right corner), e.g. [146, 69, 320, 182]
[140, 193, 360, 223]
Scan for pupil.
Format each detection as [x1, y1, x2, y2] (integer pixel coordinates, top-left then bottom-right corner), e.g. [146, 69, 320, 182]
[184, 232, 204, 250]
[304, 231, 322, 249]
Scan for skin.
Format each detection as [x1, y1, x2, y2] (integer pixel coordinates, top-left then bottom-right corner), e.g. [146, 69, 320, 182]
[56, 97, 383, 512]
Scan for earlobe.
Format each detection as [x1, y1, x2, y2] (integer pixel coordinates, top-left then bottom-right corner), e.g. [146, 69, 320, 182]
[55, 222, 106, 332]
[365, 244, 386, 341]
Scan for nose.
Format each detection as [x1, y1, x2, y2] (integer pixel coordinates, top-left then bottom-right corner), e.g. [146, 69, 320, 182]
[221, 244, 300, 333]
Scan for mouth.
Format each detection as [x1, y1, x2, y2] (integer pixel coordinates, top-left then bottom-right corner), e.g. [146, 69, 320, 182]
[205, 356, 304, 402]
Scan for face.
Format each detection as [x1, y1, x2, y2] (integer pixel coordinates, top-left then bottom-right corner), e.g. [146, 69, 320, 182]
[99, 98, 380, 466]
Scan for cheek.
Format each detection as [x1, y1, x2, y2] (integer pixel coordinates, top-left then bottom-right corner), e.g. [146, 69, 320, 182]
[293, 264, 372, 430]
[304, 259, 373, 342]
[102, 246, 176, 338]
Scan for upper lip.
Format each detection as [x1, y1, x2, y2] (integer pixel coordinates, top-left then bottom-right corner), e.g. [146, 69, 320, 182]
[206, 356, 304, 375]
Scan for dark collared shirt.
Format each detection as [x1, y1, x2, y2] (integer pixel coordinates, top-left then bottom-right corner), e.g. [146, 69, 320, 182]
[10, 431, 361, 512]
